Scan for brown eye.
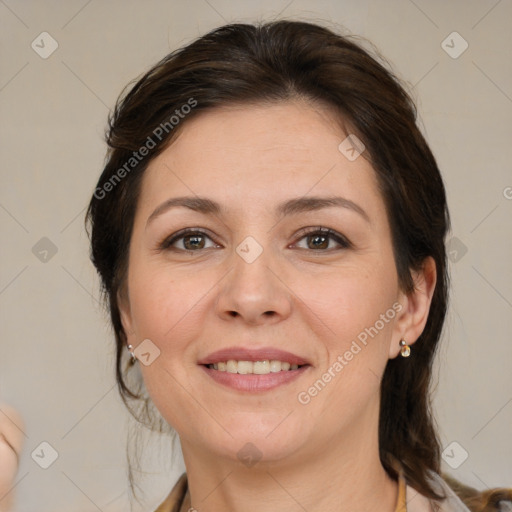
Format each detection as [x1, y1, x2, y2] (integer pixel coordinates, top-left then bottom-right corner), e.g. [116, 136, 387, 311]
[307, 233, 330, 250]
[294, 228, 351, 251]
[182, 234, 206, 250]
[160, 229, 219, 252]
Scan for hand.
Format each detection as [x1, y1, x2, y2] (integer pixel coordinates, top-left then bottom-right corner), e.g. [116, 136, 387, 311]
[0, 405, 25, 512]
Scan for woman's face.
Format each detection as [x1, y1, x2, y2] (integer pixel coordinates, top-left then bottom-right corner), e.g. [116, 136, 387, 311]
[120, 101, 425, 465]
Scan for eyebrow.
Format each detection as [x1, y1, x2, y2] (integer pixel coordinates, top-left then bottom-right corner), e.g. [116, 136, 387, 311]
[146, 195, 370, 226]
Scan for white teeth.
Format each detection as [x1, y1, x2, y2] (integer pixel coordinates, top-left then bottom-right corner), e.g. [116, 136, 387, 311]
[226, 360, 238, 373]
[253, 360, 270, 374]
[209, 360, 303, 374]
[269, 360, 282, 373]
[237, 361, 253, 374]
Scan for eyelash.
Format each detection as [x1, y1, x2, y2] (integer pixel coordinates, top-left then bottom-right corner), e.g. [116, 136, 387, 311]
[158, 227, 352, 253]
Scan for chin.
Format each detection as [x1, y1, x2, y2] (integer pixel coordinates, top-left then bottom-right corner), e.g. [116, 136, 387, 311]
[210, 420, 308, 465]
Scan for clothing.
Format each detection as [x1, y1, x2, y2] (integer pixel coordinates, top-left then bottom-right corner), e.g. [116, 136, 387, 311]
[154, 465, 472, 512]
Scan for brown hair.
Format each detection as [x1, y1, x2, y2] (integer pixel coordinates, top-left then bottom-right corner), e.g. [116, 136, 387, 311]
[86, 20, 450, 501]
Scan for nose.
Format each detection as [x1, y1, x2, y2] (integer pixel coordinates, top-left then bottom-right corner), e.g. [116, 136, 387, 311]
[214, 242, 292, 326]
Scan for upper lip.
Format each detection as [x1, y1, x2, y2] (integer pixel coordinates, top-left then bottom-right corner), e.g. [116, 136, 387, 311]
[198, 346, 310, 366]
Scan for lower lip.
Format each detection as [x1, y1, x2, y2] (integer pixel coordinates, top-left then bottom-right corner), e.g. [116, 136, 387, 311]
[199, 365, 311, 392]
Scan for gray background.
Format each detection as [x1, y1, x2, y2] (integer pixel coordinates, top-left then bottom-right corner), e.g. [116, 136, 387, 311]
[1, 0, 511, 510]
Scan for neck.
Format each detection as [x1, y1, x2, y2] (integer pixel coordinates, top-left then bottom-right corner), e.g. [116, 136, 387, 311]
[179, 408, 398, 512]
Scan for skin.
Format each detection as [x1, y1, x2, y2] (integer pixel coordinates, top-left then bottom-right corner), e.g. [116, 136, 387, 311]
[119, 100, 436, 512]
[0, 404, 24, 512]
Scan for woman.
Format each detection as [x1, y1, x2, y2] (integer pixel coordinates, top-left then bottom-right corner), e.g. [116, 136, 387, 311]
[86, 20, 480, 512]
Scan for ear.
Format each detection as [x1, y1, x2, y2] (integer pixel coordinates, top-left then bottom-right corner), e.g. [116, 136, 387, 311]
[389, 256, 437, 359]
[117, 287, 135, 340]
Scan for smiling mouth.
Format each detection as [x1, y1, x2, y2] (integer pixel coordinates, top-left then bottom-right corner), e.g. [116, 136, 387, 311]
[203, 360, 308, 374]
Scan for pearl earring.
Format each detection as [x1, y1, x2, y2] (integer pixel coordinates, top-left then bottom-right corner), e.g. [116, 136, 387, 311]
[399, 340, 411, 357]
[127, 344, 137, 364]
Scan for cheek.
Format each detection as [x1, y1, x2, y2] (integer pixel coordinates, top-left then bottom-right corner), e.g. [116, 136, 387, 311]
[299, 268, 398, 413]
[292, 262, 398, 350]
[127, 265, 211, 431]
[290, 269, 398, 438]
[127, 263, 204, 349]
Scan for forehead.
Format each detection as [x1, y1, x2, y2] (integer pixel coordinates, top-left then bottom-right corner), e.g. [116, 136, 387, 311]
[164, 100, 347, 164]
[138, 101, 385, 221]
